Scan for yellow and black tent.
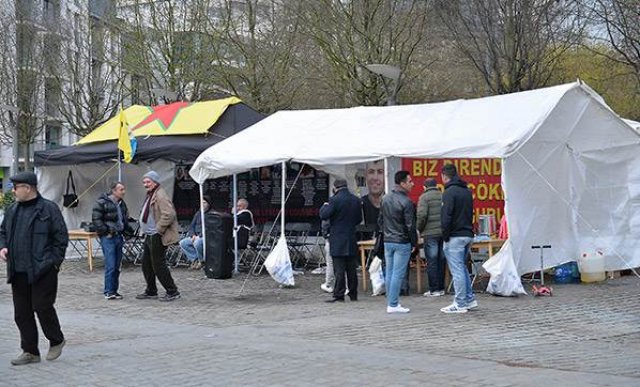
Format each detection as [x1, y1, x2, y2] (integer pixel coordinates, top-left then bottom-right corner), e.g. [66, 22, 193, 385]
[35, 97, 264, 166]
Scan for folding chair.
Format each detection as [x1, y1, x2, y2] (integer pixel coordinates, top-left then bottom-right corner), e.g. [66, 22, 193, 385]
[285, 222, 312, 269]
[122, 218, 144, 265]
[166, 222, 191, 267]
[246, 221, 280, 276]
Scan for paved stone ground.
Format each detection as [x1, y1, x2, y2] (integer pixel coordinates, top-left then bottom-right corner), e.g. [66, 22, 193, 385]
[1, 258, 639, 386]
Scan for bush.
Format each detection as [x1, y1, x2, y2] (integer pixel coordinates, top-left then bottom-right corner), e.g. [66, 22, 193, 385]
[0, 191, 14, 210]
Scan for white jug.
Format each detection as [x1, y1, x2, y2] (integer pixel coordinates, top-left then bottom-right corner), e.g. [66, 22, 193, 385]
[577, 250, 605, 283]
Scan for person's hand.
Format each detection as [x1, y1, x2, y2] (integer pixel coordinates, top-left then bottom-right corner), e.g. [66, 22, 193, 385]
[191, 235, 197, 242]
[0, 248, 8, 262]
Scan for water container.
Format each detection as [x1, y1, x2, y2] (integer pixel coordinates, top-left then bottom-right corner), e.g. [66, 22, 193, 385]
[553, 262, 579, 284]
[577, 251, 606, 283]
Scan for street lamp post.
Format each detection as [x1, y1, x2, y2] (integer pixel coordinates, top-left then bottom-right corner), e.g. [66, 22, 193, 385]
[364, 64, 402, 106]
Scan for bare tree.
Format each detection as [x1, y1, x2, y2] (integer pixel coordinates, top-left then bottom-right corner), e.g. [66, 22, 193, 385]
[435, 0, 585, 94]
[118, 0, 215, 104]
[49, 6, 127, 137]
[204, 0, 306, 113]
[0, 2, 51, 171]
[589, 0, 640, 82]
[298, 0, 432, 107]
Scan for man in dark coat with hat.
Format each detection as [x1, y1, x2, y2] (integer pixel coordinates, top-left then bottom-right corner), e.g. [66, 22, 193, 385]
[0, 171, 69, 365]
[319, 178, 362, 302]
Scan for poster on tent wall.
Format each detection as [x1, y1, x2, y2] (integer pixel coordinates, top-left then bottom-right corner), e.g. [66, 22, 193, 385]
[401, 158, 504, 229]
[173, 163, 329, 226]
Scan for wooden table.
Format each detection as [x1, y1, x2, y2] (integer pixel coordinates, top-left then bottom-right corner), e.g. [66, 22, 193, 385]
[68, 229, 99, 271]
[357, 239, 376, 292]
[470, 238, 506, 257]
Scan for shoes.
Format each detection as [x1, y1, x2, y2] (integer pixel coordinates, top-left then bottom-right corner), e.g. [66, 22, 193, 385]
[423, 290, 445, 297]
[105, 293, 123, 300]
[320, 283, 334, 293]
[159, 292, 181, 302]
[387, 305, 410, 314]
[345, 288, 350, 296]
[46, 340, 65, 361]
[11, 352, 40, 366]
[349, 294, 358, 302]
[135, 292, 158, 300]
[466, 300, 478, 310]
[440, 303, 468, 314]
[325, 297, 345, 303]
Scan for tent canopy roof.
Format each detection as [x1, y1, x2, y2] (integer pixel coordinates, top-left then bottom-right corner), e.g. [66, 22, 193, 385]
[77, 97, 242, 145]
[191, 82, 622, 183]
[34, 102, 265, 166]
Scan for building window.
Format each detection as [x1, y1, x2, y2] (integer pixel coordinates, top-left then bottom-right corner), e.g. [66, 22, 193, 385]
[45, 125, 61, 149]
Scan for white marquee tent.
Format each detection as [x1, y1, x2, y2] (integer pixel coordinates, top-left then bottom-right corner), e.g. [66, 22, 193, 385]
[190, 81, 640, 275]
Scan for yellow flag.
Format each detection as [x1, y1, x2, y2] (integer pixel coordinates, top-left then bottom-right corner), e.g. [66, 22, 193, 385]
[118, 107, 135, 163]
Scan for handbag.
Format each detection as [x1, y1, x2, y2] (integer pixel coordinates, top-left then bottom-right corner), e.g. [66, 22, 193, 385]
[63, 171, 79, 208]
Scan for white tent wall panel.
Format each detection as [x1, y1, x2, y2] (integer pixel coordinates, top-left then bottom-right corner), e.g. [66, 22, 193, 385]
[37, 161, 175, 230]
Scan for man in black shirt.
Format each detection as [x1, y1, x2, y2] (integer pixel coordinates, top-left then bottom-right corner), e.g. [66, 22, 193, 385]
[0, 172, 69, 365]
[361, 160, 385, 230]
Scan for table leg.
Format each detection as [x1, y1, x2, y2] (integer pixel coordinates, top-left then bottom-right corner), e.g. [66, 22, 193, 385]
[87, 237, 93, 272]
[360, 248, 368, 292]
[415, 259, 422, 294]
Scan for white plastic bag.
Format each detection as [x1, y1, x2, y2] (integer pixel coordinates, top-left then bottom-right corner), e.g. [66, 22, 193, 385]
[483, 242, 527, 296]
[368, 256, 385, 296]
[264, 236, 295, 287]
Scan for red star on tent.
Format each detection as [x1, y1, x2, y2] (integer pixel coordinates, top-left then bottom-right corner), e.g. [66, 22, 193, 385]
[132, 101, 190, 132]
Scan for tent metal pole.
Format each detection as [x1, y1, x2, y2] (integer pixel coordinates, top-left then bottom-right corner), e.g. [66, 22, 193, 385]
[383, 157, 389, 194]
[281, 161, 286, 237]
[199, 183, 206, 265]
[232, 173, 239, 274]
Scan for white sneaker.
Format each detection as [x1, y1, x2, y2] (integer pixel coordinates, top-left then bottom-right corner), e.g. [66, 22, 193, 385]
[387, 305, 410, 314]
[440, 303, 468, 314]
[345, 288, 350, 296]
[466, 300, 478, 310]
[320, 283, 334, 293]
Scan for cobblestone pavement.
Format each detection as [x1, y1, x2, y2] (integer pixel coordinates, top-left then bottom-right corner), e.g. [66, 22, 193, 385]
[1, 258, 639, 386]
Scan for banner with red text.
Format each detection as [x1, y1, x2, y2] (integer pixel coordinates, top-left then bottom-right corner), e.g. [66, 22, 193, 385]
[402, 158, 504, 228]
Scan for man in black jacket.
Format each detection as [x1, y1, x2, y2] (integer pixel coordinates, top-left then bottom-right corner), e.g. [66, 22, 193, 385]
[92, 182, 134, 299]
[320, 178, 362, 302]
[0, 172, 69, 365]
[440, 164, 476, 314]
[379, 170, 417, 313]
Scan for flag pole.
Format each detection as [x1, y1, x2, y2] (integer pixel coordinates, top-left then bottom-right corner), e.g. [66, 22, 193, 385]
[118, 150, 122, 181]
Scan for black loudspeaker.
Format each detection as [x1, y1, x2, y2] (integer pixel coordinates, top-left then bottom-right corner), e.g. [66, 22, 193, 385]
[204, 212, 234, 279]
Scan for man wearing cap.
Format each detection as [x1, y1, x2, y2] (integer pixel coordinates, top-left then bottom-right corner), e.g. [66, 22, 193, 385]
[319, 178, 362, 302]
[179, 195, 212, 269]
[416, 178, 445, 297]
[92, 182, 134, 299]
[136, 171, 181, 301]
[0, 172, 69, 365]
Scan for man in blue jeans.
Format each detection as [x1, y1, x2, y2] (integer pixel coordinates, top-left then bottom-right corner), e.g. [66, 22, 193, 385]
[440, 164, 476, 313]
[178, 196, 212, 269]
[92, 182, 134, 300]
[417, 178, 445, 297]
[380, 170, 417, 313]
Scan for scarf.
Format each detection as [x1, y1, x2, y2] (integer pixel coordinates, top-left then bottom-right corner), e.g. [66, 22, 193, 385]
[141, 186, 159, 223]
